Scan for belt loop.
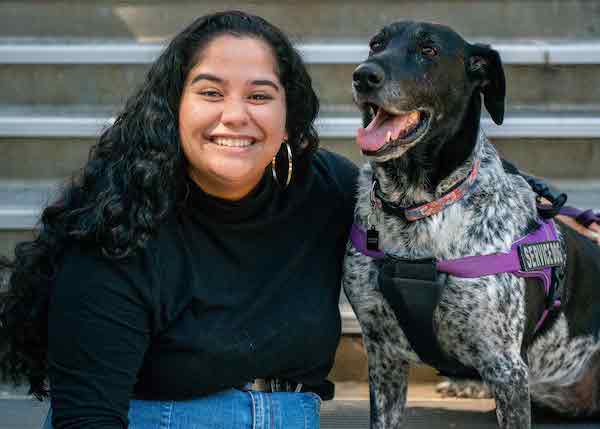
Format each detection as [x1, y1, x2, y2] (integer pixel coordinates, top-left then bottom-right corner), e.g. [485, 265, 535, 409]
[248, 391, 263, 429]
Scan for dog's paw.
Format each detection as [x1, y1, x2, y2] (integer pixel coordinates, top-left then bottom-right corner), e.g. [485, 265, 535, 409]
[436, 378, 493, 399]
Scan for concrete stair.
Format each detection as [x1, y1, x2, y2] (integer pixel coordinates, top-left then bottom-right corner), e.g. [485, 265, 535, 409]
[1, 0, 600, 40]
[3, 40, 600, 109]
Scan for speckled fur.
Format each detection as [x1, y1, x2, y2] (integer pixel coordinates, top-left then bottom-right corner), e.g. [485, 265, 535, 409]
[343, 130, 600, 428]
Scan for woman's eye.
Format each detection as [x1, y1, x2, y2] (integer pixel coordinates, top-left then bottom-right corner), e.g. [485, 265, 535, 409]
[199, 90, 222, 98]
[421, 46, 438, 58]
[249, 93, 273, 101]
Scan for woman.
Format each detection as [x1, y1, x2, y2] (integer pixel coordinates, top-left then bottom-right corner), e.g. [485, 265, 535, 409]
[1, 11, 356, 428]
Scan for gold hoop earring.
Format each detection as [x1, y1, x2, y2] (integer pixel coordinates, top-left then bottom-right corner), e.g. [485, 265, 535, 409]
[271, 141, 293, 189]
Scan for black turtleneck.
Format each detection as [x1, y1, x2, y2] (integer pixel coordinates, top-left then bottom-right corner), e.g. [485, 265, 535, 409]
[47, 149, 358, 429]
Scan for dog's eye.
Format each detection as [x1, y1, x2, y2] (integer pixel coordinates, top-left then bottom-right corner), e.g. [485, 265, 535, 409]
[369, 38, 386, 53]
[421, 46, 438, 58]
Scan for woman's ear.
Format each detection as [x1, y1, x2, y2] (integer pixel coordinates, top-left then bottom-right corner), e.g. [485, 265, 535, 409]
[468, 43, 506, 125]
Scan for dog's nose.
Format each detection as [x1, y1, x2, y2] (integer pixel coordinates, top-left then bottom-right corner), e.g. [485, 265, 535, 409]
[353, 63, 385, 92]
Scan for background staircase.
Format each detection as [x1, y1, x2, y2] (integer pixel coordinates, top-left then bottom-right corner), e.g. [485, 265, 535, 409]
[1, 1, 599, 427]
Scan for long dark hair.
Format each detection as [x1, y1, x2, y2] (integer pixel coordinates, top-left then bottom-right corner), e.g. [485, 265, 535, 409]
[0, 10, 319, 400]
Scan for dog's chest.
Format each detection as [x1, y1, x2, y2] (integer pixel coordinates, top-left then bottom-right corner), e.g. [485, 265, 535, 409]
[380, 207, 474, 259]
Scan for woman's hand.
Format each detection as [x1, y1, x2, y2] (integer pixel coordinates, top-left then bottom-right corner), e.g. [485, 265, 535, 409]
[555, 215, 600, 245]
[537, 197, 600, 245]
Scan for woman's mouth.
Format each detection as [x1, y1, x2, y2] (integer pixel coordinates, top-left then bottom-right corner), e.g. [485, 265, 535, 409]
[210, 137, 256, 148]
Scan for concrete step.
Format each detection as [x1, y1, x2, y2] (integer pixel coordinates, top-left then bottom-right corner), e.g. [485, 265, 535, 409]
[3, 40, 600, 65]
[327, 136, 600, 181]
[1, 179, 598, 249]
[310, 63, 600, 110]
[2, 134, 600, 183]
[0, 393, 598, 428]
[1, 0, 600, 40]
[1, 107, 599, 181]
[2, 40, 600, 108]
[0, 139, 93, 182]
[2, 106, 600, 139]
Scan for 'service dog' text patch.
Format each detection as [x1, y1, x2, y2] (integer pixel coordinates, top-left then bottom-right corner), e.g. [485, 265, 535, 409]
[518, 240, 564, 272]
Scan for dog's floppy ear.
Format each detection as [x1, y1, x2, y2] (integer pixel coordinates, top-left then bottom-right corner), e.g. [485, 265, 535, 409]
[468, 43, 506, 125]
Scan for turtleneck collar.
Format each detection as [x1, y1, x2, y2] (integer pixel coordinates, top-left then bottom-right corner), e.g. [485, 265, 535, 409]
[182, 169, 276, 224]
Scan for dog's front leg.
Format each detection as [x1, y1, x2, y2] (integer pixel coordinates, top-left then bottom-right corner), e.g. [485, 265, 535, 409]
[479, 352, 531, 429]
[364, 332, 410, 428]
[343, 246, 416, 428]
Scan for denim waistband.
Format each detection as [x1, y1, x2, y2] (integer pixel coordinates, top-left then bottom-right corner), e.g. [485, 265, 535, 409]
[42, 388, 321, 429]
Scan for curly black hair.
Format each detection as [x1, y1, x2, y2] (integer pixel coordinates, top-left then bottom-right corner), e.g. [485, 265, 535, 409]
[0, 10, 319, 400]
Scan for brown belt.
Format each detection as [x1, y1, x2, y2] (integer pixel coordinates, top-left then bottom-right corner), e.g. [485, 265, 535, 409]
[239, 378, 304, 393]
[238, 378, 334, 400]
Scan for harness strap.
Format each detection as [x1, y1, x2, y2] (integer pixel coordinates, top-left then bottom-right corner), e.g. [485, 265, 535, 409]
[558, 206, 600, 228]
[437, 220, 562, 331]
[350, 220, 564, 332]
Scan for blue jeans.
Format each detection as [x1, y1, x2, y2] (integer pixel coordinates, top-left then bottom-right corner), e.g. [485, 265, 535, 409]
[42, 388, 321, 428]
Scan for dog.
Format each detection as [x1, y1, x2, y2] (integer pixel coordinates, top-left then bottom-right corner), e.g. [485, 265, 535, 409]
[342, 21, 600, 429]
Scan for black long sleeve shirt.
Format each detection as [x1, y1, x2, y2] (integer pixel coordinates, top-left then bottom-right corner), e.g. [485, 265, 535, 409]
[47, 149, 359, 428]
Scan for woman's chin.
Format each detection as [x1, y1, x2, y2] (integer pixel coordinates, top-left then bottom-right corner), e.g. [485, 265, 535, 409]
[189, 160, 267, 199]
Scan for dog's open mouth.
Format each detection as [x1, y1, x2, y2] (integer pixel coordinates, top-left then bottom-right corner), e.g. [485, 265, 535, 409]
[357, 105, 431, 155]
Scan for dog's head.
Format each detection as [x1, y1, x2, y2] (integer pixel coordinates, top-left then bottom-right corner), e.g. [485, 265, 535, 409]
[353, 21, 505, 163]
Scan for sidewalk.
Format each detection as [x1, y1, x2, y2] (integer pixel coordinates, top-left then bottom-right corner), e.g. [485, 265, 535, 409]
[325, 382, 599, 428]
[2, 382, 598, 428]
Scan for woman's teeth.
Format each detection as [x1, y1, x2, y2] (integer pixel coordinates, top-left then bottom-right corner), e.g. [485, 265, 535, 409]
[212, 137, 254, 147]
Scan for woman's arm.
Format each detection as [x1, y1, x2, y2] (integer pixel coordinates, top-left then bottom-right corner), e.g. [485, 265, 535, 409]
[48, 244, 155, 429]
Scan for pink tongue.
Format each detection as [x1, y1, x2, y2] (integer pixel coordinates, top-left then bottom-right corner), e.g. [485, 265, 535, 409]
[356, 110, 416, 152]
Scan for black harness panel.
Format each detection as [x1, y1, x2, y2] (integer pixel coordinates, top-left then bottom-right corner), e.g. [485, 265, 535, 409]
[377, 256, 479, 378]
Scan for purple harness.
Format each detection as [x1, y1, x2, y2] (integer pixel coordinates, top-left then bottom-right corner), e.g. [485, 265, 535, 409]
[351, 217, 569, 332]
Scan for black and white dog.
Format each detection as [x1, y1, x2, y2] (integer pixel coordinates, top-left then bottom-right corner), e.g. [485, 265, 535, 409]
[342, 21, 600, 429]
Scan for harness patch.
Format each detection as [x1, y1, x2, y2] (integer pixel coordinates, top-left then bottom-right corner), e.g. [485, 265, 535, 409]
[518, 240, 564, 272]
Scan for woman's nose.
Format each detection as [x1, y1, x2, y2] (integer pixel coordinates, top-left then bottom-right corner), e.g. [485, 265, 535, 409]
[220, 97, 249, 127]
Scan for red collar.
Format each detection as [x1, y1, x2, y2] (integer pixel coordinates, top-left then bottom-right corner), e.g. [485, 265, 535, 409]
[372, 159, 481, 221]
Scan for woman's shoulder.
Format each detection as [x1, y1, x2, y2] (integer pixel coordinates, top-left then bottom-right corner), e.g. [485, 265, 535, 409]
[311, 149, 359, 198]
[55, 238, 161, 306]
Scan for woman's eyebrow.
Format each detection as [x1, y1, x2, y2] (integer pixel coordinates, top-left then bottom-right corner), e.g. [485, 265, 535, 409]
[190, 73, 223, 85]
[189, 74, 280, 92]
[250, 79, 280, 92]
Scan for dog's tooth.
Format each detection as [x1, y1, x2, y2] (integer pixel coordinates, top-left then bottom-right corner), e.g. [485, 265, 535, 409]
[404, 111, 419, 129]
[386, 131, 392, 143]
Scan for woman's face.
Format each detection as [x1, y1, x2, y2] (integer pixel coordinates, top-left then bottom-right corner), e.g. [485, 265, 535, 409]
[179, 35, 288, 200]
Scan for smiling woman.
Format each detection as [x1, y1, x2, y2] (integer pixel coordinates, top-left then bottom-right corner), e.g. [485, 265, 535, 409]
[0, 10, 358, 429]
